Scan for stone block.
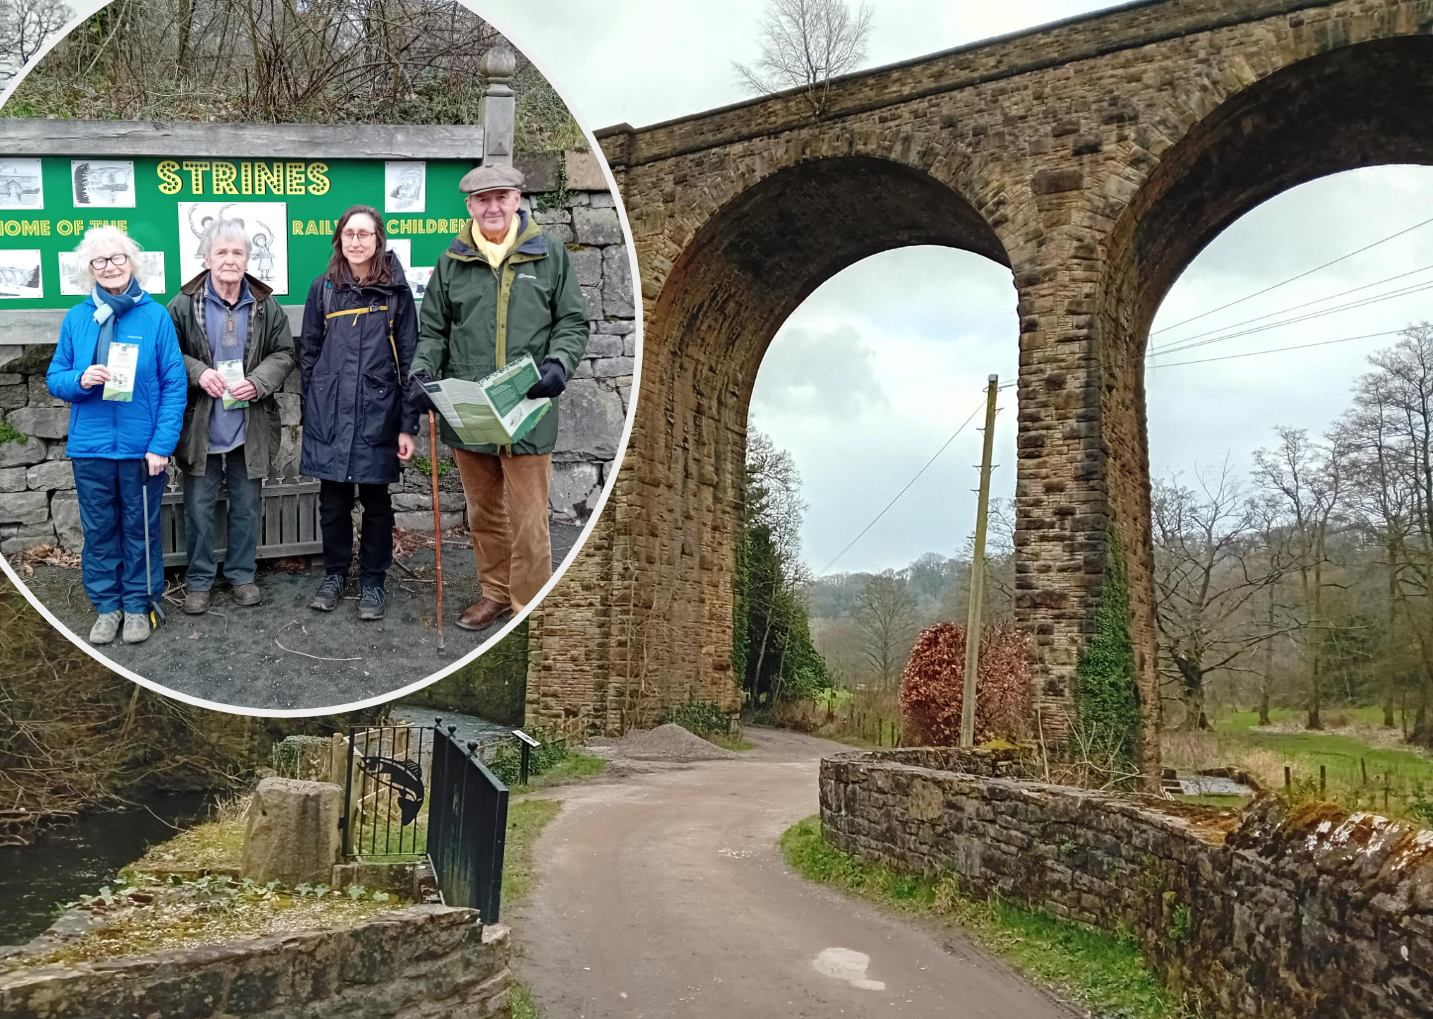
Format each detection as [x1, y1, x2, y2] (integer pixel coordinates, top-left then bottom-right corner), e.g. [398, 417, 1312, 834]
[0, 436, 47, 468]
[27, 377, 63, 408]
[26, 459, 74, 491]
[7, 407, 69, 440]
[589, 192, 616, 209]
[555, 381, 623, 460]
[241, 777, 345, 886]
[391, 492, 465, 512]
[573, 207, 622, 246]
[591, 357, 634, 379]
[0, 467, 25, 493]
[569, 247, 602, 288]
[550, 462, 601, 520]
[564, 149, 608, 190]
[0, 381, 26, 410]
[581, 284, 603, 320]
[586, 334, 624, 358]
[2, 520, 56, 553]
[51, 492, 83, 551]
[0, 491, 49, 525]
[602, 246, 634, 317]
[394, 509, 464, 531]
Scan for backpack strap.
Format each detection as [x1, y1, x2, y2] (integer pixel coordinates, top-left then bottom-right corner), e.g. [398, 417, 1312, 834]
[321, 276, 401, 378]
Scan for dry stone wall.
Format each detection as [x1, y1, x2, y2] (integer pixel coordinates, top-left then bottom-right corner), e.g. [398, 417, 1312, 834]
[0, 906, 512, 1019]
[820, 749, 1433, 1019]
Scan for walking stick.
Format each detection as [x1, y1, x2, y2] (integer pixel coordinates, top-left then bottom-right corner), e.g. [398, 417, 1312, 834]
[141, 460, 166, 631]
[428, 410, 444, 651]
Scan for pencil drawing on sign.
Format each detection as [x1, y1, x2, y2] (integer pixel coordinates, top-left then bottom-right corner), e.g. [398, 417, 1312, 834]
[72, 160, 136, 208]
[177, 202, 288, 295]
[384, 239, 429, 298]
[59, 251, 166, 296]
[0, 250, 44, 298]
[385, 161, 425, 213]
[0, 160, 44, 210]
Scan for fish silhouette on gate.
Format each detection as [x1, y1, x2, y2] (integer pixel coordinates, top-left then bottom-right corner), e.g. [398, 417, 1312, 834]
[358, 756, 425, 825]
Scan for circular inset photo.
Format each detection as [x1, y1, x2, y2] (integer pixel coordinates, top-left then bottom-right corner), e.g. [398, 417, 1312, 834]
[0, 0, 640, 714]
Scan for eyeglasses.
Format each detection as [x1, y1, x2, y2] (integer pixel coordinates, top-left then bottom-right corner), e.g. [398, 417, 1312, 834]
[341, 230, 376, 241]
[89, 253, 129, 270]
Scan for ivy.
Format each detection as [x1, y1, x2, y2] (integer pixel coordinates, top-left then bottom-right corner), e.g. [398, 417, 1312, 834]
[1073, 531, 1141, 774]
[536, 155, 570, 214]
[0, 420, 27, 445]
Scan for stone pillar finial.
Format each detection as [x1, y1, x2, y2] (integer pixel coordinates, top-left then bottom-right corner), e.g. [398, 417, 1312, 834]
[479, 45, 517, 167]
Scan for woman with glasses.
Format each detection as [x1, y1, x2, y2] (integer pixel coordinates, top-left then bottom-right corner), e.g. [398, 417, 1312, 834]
[298, 205, 419, 620]
[46, 226, 186, 645]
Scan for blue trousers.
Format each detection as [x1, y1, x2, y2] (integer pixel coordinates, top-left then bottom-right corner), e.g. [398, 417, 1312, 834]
[182, 445, 263, 590]
[71, 457, 167, 614]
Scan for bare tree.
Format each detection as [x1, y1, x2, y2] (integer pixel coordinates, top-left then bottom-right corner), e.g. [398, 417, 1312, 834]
[854, 569, 918, 689]
[733, 0, 873, 116]
[1152, 462, 1287, 730]
[1254, 427, 1350, 730]
[0, 0, 70, 83]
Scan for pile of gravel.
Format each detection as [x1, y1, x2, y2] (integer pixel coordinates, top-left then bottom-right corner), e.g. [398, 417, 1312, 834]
[604, 723, 737, 762]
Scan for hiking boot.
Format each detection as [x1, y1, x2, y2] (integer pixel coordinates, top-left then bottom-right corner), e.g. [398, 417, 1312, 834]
[310, 573, 345, 612]
[89, 610, 122, 645]
[232, 583, 262, 607]
[183, 589, 211, 615]
[456, 597, 511, 631]
[122, 612, 151, 644]
[358, 585, 387, 620]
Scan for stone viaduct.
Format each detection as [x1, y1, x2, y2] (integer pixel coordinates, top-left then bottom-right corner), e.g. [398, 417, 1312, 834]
[528, 0, 1433, 771]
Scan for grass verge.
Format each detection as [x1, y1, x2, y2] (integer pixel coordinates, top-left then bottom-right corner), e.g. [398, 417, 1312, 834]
[501, 798, 562, 908]
[780, 817, 1188, 1019]
[708, 734, 756, 752]
[522, 750, 607, 789]
[510, 978, 544, 1019]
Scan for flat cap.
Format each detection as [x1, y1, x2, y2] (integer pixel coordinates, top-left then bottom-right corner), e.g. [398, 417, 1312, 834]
[459, 163, 525, 195]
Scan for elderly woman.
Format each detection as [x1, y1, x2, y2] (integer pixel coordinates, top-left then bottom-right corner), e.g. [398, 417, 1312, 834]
[46, 226, 186, 645]
[299, 205, 418, 621]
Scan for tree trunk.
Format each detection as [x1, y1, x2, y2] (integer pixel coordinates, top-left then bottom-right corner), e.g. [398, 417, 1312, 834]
[1260, 590, 1275, 726]
[1385, 540, 1399, 728]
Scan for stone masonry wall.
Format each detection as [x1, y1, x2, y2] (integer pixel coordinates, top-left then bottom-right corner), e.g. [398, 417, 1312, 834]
[0, 148, 634, 555]
[820, 750, 1433, 1019]
[0, 906, 512, 1019]
[534, 0, 1432, 758]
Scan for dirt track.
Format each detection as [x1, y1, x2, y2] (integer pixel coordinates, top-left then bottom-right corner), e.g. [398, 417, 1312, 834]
[9, 522, 578, 711]
[515, 729, 1075, 1019]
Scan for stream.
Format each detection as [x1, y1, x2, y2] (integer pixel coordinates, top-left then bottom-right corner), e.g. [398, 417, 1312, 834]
[0, 792, 214, 946]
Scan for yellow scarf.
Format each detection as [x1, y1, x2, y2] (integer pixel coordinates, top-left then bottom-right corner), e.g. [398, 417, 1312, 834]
[472, 215, 520, 268]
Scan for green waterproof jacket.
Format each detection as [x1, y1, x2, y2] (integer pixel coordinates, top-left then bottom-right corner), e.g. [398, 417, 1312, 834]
[412, 210, 590, 455]
[168, 271, 298, 479]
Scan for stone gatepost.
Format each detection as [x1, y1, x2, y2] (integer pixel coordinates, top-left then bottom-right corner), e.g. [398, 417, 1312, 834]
[241, 777, 344, 886]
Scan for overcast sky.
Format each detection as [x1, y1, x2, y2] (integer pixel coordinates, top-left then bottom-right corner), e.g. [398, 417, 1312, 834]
[482, 0, 1433, 576]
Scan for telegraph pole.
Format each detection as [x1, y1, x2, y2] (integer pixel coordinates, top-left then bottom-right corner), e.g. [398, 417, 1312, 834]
[961, 375, 1000, 747]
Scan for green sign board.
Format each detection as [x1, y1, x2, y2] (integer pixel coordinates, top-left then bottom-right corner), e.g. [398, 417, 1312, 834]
[0, 155, 482, 308]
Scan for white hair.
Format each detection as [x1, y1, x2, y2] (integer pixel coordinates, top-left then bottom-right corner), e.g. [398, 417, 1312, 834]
[199, 217, 249, 261]
[75, 226, 145, 290]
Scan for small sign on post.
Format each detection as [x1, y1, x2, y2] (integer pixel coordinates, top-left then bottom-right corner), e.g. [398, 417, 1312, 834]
[512, 729, 541, 786]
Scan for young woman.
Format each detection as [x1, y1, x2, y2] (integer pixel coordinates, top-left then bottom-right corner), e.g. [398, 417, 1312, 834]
[298, 206, 418, 620]
[47, 226, 186, 645]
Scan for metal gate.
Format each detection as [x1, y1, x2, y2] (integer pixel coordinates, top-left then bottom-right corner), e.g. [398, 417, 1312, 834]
[341, 721, 509, 921]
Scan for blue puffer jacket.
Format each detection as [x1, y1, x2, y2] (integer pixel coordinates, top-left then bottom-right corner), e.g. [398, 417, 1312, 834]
[47, 292, 188, 459]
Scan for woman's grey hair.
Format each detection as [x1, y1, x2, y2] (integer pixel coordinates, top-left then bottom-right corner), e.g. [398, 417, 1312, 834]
[74, 225, 145, 290]
[199, 217, 249, 262]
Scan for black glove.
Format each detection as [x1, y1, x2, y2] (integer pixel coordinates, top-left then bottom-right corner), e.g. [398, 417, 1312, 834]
[407, 370, 436, 414]
[527, 359, 567, 399]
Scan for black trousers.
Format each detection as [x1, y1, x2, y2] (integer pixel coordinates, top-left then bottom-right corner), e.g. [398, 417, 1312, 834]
[318, 480, 394, 586]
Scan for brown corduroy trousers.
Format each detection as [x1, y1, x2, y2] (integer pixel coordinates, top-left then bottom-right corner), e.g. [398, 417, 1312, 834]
[451, 448, 552, 614]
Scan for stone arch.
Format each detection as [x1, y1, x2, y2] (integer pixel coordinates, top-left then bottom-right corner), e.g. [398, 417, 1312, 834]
[607, 153, 1016, 730]
[1096, 32, 1433, 759]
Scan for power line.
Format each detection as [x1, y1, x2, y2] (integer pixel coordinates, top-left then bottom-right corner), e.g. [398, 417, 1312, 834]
[815, 394, 989, 577]
[1145, 329, 1404, 368]
[1149, 279, 1433, 359]
[1149, 214, 1433, 338]
[1147, 261, 1433, 354]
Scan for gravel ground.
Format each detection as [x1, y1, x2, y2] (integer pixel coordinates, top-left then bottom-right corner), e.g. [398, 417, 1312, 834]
[588, 723, 737, 762]
[9, 522, 580, 713]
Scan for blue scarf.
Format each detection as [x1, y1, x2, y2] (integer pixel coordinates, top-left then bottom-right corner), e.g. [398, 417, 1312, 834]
[91, 277, 144, 366]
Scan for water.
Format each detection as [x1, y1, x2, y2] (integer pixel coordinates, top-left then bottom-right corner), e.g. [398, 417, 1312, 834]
[0, 792, 213, 946]
[388, 703, 514, 748]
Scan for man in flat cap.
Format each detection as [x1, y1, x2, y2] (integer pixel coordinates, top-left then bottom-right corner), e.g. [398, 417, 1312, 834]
[409, 163, 590, 630]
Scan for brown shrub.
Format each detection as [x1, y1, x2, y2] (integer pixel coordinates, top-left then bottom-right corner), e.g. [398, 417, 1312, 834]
[899, 622, 1032, 746]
